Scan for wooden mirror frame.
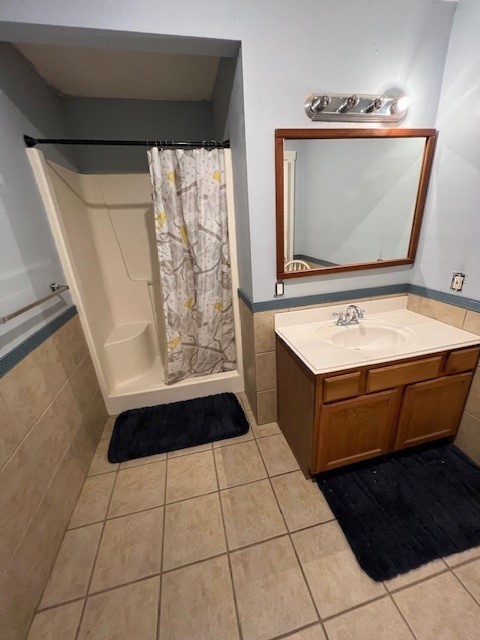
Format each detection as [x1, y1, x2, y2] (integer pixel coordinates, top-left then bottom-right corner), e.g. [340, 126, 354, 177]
[275, 128, 437, 279]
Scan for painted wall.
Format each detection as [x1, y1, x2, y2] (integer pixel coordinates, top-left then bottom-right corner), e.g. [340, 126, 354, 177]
[411, 0, 480, 302]
[0, 43, 75, 359]
[62, 96, 214, 173]
[0, 0, 456, 304]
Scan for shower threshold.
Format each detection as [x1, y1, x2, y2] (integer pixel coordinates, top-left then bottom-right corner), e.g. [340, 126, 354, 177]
[104, 358, 243, 414]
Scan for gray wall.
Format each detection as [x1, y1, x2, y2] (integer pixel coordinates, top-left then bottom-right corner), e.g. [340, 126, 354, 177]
[0, 43, 74, 359]
[212, 56, 237, 140]
[412, 0, 480, 301]
[62, 96, 214, 173]
[0, 0, 456, 303]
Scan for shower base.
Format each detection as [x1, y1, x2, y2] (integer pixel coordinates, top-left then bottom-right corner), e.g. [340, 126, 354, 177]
[104, 357, 243, 414]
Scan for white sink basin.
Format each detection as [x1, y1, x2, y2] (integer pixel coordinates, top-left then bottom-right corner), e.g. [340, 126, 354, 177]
[317, 320, 412, 351]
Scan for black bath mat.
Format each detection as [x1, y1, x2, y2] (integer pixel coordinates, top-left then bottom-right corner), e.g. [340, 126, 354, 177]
[317, 444, 480, 582]
[108, 392, 249, 463]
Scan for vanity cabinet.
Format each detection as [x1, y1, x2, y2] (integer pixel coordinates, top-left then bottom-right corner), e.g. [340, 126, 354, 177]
[394, 373, 472, 450]
[276, 336, 479, 476]
[315, 389, 401, 471]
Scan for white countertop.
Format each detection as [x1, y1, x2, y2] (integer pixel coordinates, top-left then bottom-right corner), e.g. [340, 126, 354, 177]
[275, 296, 480, 375]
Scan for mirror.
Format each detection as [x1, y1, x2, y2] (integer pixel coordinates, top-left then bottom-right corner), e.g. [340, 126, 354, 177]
[275, 128, 437, 279]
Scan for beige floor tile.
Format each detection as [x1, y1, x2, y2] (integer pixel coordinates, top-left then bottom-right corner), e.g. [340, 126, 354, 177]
[167, 442, 212, 458]
[100, 416, 116, 440]
[40, 523, 103, 608]
[324, 596, 414, 640]
[214, 441, 267, 489]
[90, 507, 163, 592]
[384, 558, 447, 591]
[78, 576, 159, 640]
[282, 625, 327, 639]
[231, 536, 317, 640]
[393, 571, 480, 640]
[237, 391, 252, 412]
[271, 471, 333, 531]
[166, 450, 217, 502]
[163, 493, 226, 570]
[257, 433, 300, 476]
[455, 559, 480, 603]
[292, 521, 385, 618]
[444, 544, 480, 567]
[248, 412, 281, 439]
[0, 392, 21, 469]
[27, 600, 84, 640]
[120, 451, 167, 468]
[108, 461, 166, 518]
[212, 429, 254, 447]
[160, 556, 239, 640]
[69, 473, 116, 528]
[221, 479, 286, 549]
[87, 440, 119, 476]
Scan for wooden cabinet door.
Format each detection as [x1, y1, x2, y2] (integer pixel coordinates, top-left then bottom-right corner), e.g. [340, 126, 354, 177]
[394, 373, 473, 451]
[313, 389, 400, 472]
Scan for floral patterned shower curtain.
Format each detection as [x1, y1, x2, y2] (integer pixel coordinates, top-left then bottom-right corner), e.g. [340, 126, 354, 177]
[147, 147, 236, 384]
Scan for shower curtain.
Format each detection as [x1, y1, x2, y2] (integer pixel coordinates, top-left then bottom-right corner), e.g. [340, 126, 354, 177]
[147, 147, 236, 384]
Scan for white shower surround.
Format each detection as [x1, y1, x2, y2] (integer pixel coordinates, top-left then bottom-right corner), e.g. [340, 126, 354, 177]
[27, 148, 243, 414]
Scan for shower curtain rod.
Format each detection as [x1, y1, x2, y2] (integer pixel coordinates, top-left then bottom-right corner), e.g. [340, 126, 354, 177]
[23, 135, 230, 149]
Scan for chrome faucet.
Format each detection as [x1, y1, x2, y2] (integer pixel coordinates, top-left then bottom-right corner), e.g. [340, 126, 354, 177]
[333, 304, 365, 326]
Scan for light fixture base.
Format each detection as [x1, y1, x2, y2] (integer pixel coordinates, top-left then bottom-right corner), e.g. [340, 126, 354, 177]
[305, 93, 409, 122]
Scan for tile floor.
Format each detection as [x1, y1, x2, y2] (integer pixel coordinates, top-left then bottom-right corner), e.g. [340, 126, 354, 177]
[27, 394, 480, 640]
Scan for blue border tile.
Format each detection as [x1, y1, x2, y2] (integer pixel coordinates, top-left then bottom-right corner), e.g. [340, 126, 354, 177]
[408, 285, 480, 314]
[238, 283, 409, 312]
[0, 306, 77, 378]
[238, 284, 480, 314]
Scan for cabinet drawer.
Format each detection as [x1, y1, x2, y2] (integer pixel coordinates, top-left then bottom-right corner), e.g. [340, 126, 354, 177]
[367, 356, 442, 393]
[445, 347, 480, 375]
[323, 372, 362, 402]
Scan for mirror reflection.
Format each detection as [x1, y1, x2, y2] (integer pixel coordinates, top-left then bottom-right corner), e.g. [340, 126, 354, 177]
[277, 131, 436, 278]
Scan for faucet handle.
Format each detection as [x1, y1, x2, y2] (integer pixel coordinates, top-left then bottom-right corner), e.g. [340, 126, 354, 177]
[332, 312, 343, 317]
[357, 308, 365, 318]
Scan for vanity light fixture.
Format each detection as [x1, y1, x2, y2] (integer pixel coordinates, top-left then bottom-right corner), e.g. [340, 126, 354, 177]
[338, 95, 359, 113]
[311, 95, 331, 112]
[305, 93, 410, 122]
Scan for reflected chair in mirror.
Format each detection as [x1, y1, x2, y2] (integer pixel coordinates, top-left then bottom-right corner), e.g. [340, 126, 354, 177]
[284, 259, 310, 272]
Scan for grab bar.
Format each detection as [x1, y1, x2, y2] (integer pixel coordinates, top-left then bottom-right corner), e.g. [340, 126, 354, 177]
[0, 283, 69, 325]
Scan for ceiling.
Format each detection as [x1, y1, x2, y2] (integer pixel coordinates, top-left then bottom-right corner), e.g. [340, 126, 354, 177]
[15, 43, 220, 101]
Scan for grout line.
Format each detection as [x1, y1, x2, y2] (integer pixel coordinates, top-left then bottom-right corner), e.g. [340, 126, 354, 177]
[388, 593, 418, 639]
[74, 451, 120, 640]
[383, 566, 450, 595]
[443, 553, 480, 571]
[34, 595, 85, 615]
[162, 551, 229, 576]
[261, 442, 326, 637]
[86, 572, 162, 599]
[157, 445, 169, 640]
[321, 593, 390, 624]
[449, 566, 480, 608]
[268, 620, 327, 640]
[212, 438, 244, 640]
[71, 471, 330, 535]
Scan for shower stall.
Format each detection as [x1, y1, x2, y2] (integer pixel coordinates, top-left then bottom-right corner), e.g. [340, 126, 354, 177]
[28, 147, 243, 414]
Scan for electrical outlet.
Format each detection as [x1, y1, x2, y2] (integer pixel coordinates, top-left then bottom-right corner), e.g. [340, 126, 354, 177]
[450, 273, 466, 292]
[274, 281, 284, 297]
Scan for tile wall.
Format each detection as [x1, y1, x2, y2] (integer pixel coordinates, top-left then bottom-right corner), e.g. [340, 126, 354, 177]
[0, 315, 107, 640]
